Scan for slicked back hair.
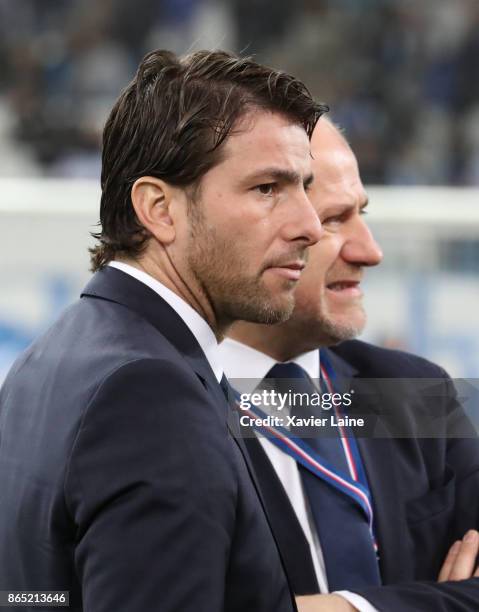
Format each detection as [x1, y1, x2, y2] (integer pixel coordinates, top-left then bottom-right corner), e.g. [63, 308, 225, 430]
[90, 49, 328, 271]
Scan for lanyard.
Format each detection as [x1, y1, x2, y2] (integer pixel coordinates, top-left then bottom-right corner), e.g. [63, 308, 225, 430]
[319, 350, 371, 497]
[231, 351, 378, 549]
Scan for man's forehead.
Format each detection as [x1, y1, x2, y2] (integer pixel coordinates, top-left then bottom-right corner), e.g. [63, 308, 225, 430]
[223, 111, 310, 154]
[311, 117, 348, 149]
[216, 112, 313, 179]
[310, 132, 363, 195]
[309, 141, 368, 209]
[312, 138, 356, 170]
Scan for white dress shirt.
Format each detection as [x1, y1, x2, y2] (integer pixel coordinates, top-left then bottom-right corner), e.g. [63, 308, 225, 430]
[219, 337, 378, 612]
[108, 261, 223, 382]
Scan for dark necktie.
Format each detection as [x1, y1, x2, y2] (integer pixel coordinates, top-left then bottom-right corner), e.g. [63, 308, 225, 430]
[265, 362, 381, 591]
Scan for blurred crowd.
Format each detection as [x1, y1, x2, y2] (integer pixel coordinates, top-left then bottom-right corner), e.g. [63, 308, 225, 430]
[1, 0, 479, 184]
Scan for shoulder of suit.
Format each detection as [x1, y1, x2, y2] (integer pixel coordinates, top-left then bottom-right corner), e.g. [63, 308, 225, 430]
[328, 339, 449, 379]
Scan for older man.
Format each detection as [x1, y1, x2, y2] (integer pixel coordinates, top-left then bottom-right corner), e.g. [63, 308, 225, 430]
[0, 49, 326, 611]
[220, 119, 479, 611]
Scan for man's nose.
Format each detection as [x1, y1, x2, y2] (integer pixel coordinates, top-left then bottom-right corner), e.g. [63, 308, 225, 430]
[284, 189, 323, 247]
[342, 221, 383, 267]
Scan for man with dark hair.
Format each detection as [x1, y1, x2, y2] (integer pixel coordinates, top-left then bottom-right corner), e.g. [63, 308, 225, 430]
[0, 49, 326, 611]
[220, 119, 479, 611]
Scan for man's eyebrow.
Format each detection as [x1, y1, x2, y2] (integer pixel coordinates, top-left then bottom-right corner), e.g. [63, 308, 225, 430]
[320, 197, 369, 220]
[241, 168, 314, 187]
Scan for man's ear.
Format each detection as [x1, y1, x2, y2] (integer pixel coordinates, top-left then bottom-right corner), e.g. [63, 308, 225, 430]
[131, 176, 177, 245]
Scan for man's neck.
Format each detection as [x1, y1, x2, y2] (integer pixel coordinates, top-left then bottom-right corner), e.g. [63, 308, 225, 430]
[115, 252, 226, 341]
[227, 319, 317, 362]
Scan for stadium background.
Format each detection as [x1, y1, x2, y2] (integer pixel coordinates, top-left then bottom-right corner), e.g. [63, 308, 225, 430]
[0, 0, 478, 381]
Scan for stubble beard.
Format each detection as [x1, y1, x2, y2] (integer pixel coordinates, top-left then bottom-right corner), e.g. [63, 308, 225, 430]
[314, 302, 366, 346]
[186, 203, 295, 328]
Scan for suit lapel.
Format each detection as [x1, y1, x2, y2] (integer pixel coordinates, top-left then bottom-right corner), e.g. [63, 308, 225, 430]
[221, 385, 302, 605]
[356, 436, 411, 583]
[224, 371, 320, 594]
[244, 436, 320, 594]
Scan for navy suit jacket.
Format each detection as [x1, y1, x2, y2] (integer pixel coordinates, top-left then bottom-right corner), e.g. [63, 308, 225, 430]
[244, 340, 479, 611]
[0, 267, 295, 612]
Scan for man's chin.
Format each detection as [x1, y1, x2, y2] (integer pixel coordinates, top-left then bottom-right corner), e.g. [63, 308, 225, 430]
[232, 292, 296, 325]
[317, 311, 366, 345]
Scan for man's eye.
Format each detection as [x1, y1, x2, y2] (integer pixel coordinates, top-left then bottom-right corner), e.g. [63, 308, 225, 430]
[323, 215, 342, 225]
[256, 183, 275, 196]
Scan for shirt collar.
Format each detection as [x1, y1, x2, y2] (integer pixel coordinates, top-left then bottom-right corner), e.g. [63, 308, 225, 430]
[109, 261, 223, 382]
[219, 336, 319, 393]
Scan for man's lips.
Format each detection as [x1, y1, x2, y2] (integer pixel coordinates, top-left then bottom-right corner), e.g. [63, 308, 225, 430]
[326, 280, 362, 296]
[266, 261, 306, 281]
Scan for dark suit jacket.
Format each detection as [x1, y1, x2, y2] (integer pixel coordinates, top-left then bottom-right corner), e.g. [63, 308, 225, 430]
[245, 339, 479, 611]
[0, 267, 295, 612]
